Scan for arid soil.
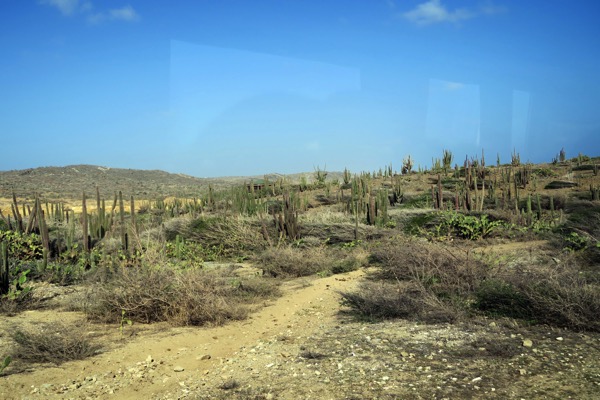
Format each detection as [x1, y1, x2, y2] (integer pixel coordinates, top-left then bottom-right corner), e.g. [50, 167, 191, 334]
[1, 262, 599, 400]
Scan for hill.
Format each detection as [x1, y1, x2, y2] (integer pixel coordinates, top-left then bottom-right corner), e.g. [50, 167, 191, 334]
[0, 165, 345, 202]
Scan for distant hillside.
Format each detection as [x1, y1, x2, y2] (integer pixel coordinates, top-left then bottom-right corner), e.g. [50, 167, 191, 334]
[0, 165, 224, 200]
[0, 165, 343, 200]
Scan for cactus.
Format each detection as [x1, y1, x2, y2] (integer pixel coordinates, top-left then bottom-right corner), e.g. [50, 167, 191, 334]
[82, 192, 89, 253]
[35, 195, 50, 266]
[130, 195, 137, 236]
[402, 155, 413, 175]
[11, 193, 23, 233]
[591, 185, 600, 201]
[343, 168, 352, 185]
[1, 241, 8, 295]
[119, 191, 127, 253]
[559, 147, 566, 163]
[511, 149, 521, 166]
[442, 149, 453, 174]
[275, 191, 299, 240]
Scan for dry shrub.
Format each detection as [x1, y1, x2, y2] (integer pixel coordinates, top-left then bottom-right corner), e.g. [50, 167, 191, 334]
[370, 238, 493, 298]
[362, 238, 600, 331]
[166, 271, 248, 326]
[508, 263, 600, 331]
[301, 222, 384, 244]
[258, 247, 330, 277]
[9, 321, 100, 365]
[257, 246, 364, 278]
[84, 266, 277, 326]
[185, 216, 267, 257]
[340, 281, 457, 323]
[0, 289, 36, 315]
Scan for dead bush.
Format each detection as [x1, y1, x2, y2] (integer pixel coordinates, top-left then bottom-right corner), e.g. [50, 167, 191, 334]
[9, 321, 100, 365]
[340, 281, 457, 323]
[84, 266, 277, 326]
[257, 247, 330, 277]
[512, 266, 600, 331]
[0, 288, 37, 315]
[475, 260, 600, 332]
[370, 238, 493, 298]
[184, 216, 268, 258]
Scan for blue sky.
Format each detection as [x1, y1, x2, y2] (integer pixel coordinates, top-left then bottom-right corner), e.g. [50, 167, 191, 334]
[1, 1, 599, 177]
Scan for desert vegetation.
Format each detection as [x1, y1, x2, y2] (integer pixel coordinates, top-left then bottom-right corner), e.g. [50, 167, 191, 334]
[0, 149, 599, 398]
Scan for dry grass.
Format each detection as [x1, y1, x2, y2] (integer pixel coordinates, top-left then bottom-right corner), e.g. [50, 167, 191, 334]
[8, 321, 100, 366]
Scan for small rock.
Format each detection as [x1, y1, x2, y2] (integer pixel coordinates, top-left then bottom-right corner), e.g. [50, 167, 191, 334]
[401, 351, 409, 358]
[519, 369, 527, 375]
[523, 339, 533, 348]
[556, 337, 564, 341]
[489, 322, 497, 328]
[173, 366, 185, 372]
[472, 377, 482, 383]
[198, 354, 211, 360]
[146, 355, 153, 363]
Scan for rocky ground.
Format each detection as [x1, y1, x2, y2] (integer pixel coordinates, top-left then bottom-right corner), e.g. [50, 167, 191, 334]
[1, 268, 600, 400]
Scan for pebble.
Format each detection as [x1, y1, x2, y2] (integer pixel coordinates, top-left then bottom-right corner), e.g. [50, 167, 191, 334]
[523, 339, 533, 348]
[173, 366, 185, 372]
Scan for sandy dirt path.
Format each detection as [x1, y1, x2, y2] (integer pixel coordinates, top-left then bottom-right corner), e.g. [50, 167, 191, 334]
[1, 270, 364, 399]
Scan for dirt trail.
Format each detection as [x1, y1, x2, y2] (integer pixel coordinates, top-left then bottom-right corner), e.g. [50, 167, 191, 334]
[1, 270, 364, 399]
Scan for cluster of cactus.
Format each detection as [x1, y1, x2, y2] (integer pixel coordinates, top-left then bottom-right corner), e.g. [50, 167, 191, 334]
[274, 191, 299, 240]
[402, 155, 413, 174]
[442, 149, 453, 174]
[231, 185, 267, 216]
[511, 149, 521, 166]
[366, 189, 389, 226]
[344, 174, 389, 227]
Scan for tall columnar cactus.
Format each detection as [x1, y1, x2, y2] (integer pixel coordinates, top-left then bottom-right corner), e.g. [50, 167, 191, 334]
[591, 185, 600, 201]
[442, 149, 453, 175]
[82, 192, 89, 253]
[130, 195, 137, 236]
[119, 191, 127, 252]
[1, 241, 9, 295]
[35, 194, 50, 266]
[275, 191, 299, 240]
[11, 192, 24, 233]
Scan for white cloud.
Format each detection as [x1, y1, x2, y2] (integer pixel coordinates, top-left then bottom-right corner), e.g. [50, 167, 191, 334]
[403, 0, 472, 25]
[40, 0, 90, 16]
[41, 0, 139, 23]
[109, 6, 140, 22]
[402, 0, 506, 26]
